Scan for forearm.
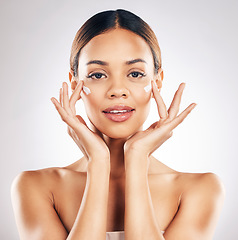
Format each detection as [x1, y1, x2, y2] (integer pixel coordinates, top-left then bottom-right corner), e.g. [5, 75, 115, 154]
[124, 153, 164, 240]
[67, 160, 110, 240]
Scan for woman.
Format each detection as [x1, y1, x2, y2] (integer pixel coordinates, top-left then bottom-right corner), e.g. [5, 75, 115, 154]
[11, 9, 225, 240]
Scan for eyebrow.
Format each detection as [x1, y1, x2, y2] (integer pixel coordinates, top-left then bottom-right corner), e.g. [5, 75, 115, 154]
[86, 58, 147, 66]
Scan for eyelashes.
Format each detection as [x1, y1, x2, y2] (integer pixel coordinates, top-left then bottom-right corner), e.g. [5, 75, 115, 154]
[86, 71, 147, 80]
[129, 72, 146, 78]
[86, 72, 105, 80]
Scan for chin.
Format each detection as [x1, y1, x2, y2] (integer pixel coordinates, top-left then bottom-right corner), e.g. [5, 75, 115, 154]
[89, 121, 140, 140]
[102, 130, 135, 140]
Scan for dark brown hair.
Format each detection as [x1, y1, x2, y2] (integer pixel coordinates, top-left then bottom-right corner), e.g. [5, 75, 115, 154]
[70, 9, 162, 77]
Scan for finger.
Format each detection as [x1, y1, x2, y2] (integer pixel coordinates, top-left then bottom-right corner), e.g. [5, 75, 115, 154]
[59, 88, 63, 106]
[170, 103, 197, 130]
[51, 97, 70, 122]
[69, 80, 83, 115]
[152, 80, 168, 119]
[167, 83, 185, 119]
[62, 82, 69, 108]
[62, 82, 74, 116]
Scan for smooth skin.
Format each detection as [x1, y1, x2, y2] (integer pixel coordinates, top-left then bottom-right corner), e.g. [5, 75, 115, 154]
[11, 29, 225, 240]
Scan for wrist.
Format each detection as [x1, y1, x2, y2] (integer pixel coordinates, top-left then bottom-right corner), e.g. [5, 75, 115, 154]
[124, 151, 149, 174]
[88, 157, 111, 175]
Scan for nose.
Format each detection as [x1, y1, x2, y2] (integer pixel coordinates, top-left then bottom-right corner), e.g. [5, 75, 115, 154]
[107, 81, 130, 99]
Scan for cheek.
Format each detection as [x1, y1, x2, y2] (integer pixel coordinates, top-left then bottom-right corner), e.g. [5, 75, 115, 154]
[133, 86, 151, 106]
[132, 86, 151, 124]
[81, 90, 102, 115]
[144, 83, 152, 93]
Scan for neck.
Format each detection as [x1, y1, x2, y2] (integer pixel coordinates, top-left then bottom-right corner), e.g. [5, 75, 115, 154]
[89, 123, 137, 179]
[103, 136, 127, 179]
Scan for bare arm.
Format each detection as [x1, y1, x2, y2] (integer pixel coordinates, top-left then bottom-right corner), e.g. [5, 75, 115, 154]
[11, 160, 110, 240]
[124, 157, 225, 240]
[11, 81, 111, 239]
[123, 81, 225, 239]
[163, 172, 225, 240]
[11, 171, 69, 240]
[67, 160, 110, 240]
[124, 153, 164, 240]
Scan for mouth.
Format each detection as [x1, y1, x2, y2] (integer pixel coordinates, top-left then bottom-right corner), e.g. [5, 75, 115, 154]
[102, 105, 135, 122]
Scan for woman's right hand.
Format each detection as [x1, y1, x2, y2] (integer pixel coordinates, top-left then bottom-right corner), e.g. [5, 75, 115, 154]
[50, 81, 110, 164]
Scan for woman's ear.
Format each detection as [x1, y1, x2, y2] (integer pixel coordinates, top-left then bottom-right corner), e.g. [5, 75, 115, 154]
[69, 71, 78, 92]
[151, 68, 164, 98]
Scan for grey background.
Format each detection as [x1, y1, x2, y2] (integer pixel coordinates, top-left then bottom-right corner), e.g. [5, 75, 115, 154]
[1, 0, 237, 239]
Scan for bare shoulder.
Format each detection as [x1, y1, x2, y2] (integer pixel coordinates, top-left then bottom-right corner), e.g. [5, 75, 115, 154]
[178, 172, 226, 199]
[11, 166, 87, 239]
[12, 167, 60, 184]
[12, 167, 61, 189]
[11, 164, 88, 239]
[161, 171, 226, 238]
[174, 171, 226, 227]
[11, 165, 87, 196]
[149, 158, 225, 200]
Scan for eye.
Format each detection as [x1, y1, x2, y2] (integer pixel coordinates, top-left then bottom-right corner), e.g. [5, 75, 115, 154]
[128, 71, 146, 78]
[87, 72, 106, 80]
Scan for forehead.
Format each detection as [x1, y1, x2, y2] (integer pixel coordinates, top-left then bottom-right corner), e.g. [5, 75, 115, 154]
[78, 28, 154, 65]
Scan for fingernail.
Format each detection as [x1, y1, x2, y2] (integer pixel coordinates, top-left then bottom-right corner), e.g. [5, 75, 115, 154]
[182, 82, 186, 90]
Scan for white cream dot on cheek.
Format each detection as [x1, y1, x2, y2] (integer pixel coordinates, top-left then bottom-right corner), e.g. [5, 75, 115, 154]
[83, 86, 91, 95]
[144, 83, 152, 93]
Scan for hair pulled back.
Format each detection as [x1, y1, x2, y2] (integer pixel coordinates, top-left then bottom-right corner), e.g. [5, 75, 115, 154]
[70, 9, 162, 77]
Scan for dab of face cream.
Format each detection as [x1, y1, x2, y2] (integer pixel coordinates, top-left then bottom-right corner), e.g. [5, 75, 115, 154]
[144, 84, 151, 93]
[83, 86, 91, 95]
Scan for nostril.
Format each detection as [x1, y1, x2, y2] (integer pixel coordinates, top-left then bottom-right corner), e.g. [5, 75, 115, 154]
[110, 94, 127, 97]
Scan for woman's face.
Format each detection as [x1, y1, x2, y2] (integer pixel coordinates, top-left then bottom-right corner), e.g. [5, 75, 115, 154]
[76, 28, 161, 139]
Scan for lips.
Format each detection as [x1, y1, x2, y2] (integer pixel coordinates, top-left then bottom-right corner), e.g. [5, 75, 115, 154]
[102, 105, 135, 122]
[102, 105, 135, 113]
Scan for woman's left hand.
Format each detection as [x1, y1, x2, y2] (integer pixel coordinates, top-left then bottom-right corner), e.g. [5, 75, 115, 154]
[124, 81, 197, 162]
